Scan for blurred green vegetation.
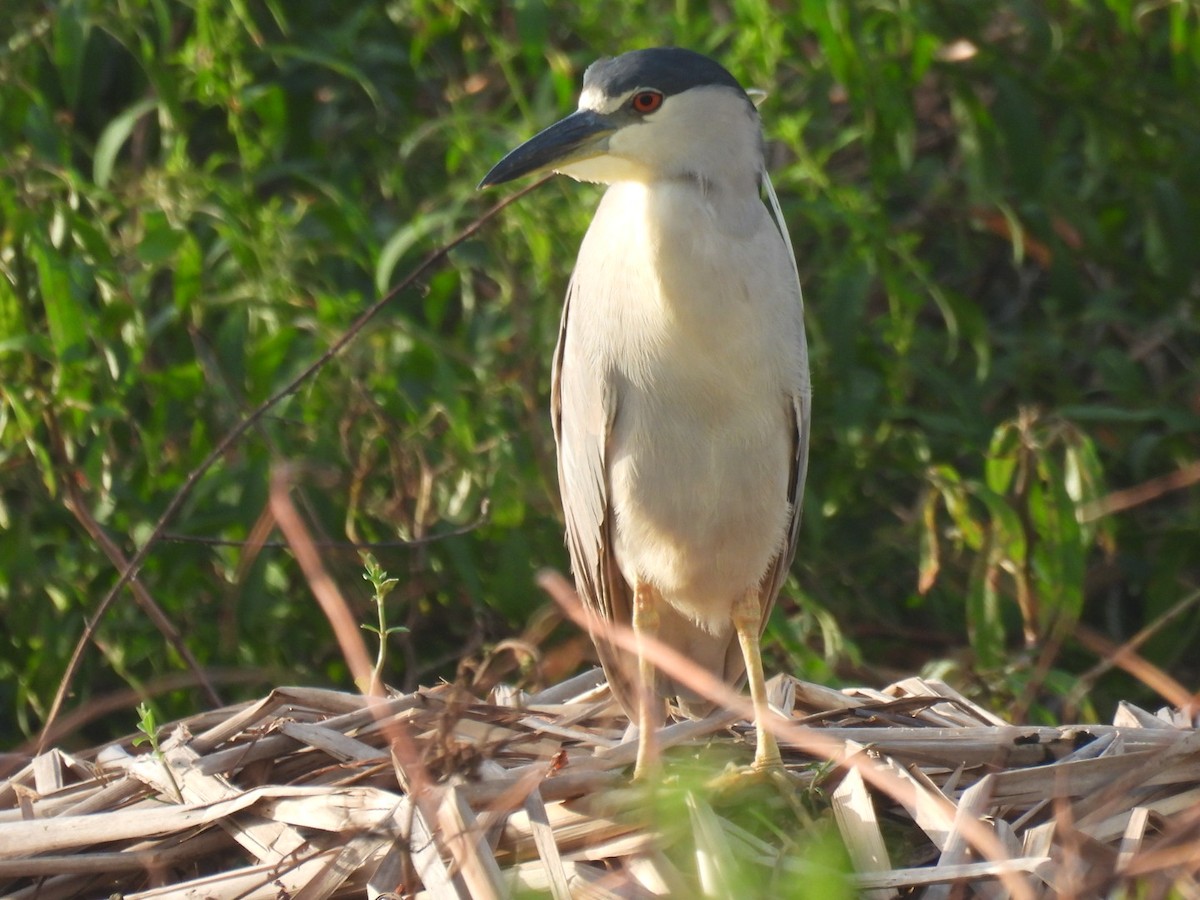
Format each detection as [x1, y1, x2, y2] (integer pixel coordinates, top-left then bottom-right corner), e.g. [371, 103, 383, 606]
[2, 0, 1198, 747]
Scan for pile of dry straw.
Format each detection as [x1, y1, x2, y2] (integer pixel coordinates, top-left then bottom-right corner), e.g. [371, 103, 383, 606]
[2, 666, 1198, 898]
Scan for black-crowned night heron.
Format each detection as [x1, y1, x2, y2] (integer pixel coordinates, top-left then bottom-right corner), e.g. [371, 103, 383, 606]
[481, 47, 810, 776]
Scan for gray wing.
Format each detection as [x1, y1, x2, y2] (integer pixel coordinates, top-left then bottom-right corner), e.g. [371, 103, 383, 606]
[550, 278, 639, 714]
[756, 388, 810, 637]
[755, 167, 812, 637]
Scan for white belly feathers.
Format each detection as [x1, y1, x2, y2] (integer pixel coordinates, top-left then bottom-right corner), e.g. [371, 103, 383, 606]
[570, 179, 803, 632]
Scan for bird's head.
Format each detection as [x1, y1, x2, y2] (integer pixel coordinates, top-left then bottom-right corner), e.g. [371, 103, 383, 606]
[480, 48, 763, 191]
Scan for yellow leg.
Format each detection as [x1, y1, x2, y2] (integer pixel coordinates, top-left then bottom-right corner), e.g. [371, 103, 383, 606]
[733, 590, 782, 771]
[633, 580, 662, 779]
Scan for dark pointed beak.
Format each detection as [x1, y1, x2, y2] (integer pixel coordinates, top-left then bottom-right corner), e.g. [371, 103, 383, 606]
[479, 109, 616, 188]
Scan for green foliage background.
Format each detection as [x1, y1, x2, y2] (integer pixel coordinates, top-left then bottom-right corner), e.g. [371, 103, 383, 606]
[2, 0, 1198, 746]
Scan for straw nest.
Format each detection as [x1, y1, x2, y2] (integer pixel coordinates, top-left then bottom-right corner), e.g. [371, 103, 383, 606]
[2, 670, 1198, 899]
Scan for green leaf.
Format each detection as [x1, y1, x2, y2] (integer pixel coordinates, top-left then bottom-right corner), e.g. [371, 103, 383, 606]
[966, 548, 1006, 670]
[136, 210, 186, 265]
[375, 208, 458, 295]
[974, 486, 1027, 567]
[984, 422, 1021, 496]
[1, 389, 56, 496]
[94, 98, 160, 189]
[30, 238, 88, 360]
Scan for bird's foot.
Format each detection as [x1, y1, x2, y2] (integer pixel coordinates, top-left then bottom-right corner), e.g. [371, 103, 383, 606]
[632, 757, 660, 782]
[706, 757, 801, 795]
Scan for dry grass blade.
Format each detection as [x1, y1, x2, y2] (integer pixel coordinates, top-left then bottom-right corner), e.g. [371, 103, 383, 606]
[517, 785, 572, 900]
[830, 758, 895, 900]
[686, 791, 740, 898]
[436, 786, 505, 900]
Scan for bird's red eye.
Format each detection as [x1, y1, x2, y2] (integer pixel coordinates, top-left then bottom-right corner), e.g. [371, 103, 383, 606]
[630, 91, 663, 114]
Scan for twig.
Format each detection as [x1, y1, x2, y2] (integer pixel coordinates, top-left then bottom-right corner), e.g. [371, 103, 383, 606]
[1067, 587, 1200, 715]
[268, 465, 378, 694]
[1078, 460, 1200, 522]
[1073, 622, 1197, 713]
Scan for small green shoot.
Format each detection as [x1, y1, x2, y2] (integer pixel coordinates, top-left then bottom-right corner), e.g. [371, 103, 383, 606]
[132, 701, 182, 799]
[360, 552, 409, 693]
[132, 701, 161, 754]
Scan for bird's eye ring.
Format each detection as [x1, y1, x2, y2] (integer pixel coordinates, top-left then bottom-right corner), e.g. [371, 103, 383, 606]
[630, 91, 663, 114]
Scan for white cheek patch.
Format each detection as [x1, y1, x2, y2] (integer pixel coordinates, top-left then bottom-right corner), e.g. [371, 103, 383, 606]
[579, 85, 636, 114]
[578, 85, 606, 111]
